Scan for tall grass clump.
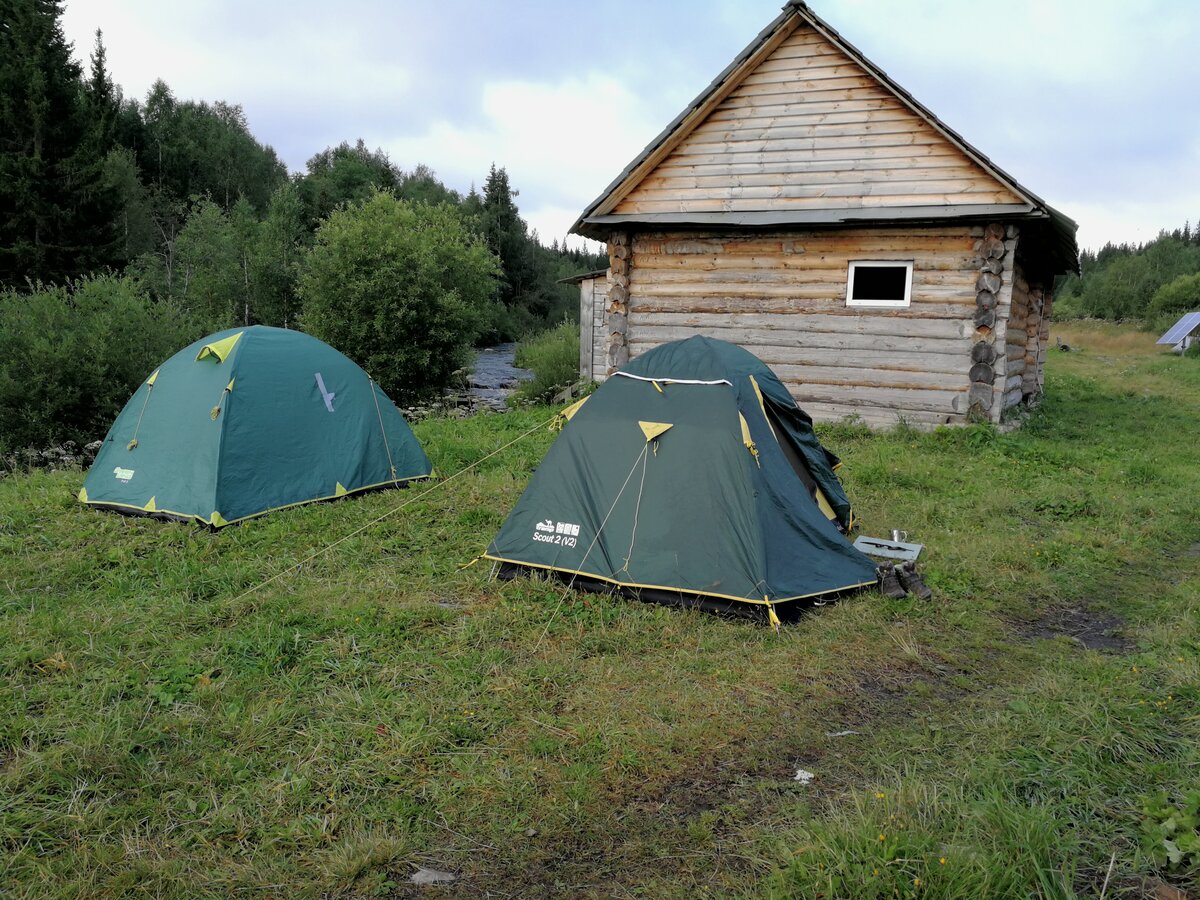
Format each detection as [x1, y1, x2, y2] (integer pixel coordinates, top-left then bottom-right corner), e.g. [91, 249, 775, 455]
[513, 320, 581, 402]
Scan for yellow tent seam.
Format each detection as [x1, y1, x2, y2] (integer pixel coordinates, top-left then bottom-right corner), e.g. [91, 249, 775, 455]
[481, 553, 877, 607]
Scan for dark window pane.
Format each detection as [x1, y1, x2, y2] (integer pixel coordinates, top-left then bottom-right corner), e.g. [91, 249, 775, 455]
[852, 265, 908, 301]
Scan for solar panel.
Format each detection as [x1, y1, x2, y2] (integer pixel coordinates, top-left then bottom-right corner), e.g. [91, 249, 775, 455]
[1157, 311, 1200, 345]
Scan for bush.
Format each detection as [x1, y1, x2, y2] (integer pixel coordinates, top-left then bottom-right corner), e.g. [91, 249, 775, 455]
[1150, 271, 1200, 317]
[513, 321, 581, 402]
[0, 275, 203, 452]
[298, 191, 500, 401]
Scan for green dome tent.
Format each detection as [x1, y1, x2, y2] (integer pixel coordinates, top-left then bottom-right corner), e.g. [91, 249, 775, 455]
[484, 336, 878, 622]
[80, 326, 431, 527]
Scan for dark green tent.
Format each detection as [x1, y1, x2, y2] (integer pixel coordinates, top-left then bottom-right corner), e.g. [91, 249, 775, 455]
[80, 326, 431, 527]
[484, 336, 877, 622]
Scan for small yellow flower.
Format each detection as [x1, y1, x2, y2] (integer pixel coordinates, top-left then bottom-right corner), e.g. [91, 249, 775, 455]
[1132, 666, 1139, 673]
[914, 877, 922, 886]
[939, 857, 946, 865]
[873, 868, 879, 876]
[875, 791, 886, 799]
[878, 833, 886, 841]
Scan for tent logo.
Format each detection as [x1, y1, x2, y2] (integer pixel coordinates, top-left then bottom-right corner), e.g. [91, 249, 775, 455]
[532, 519, 580, 547]
[113, 467, 134, 483]
[314, 373, 336, 412]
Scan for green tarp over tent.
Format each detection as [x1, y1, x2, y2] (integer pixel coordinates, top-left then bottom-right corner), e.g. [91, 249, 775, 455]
[484, 336, 878, 620]
[80, 326, 431, 527]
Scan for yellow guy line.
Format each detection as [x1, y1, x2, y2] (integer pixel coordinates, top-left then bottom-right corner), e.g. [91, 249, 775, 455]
[225, 413, 557, 609]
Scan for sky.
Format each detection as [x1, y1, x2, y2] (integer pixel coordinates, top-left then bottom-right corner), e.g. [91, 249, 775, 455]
[60, 0, 1200, 254]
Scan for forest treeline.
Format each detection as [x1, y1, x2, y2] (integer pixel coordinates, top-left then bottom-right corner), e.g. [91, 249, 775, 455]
[0, 0, 605, 450]
[1055, 223, 1200, 329]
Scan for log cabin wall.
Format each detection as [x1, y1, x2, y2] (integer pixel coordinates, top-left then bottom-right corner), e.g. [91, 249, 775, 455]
[1010, 238, 1056, 402]
[1034, 286, 1053, 393]
[605, 232, 632, 373]
[623, 225, 1005, 427]
[1004, 259, 1032, 413]
[572, 2, 1077, 423]
[968, 222, 1018, 423]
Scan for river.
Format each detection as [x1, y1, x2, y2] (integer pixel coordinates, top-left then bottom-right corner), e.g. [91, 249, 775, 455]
[468, 343, 533, 409]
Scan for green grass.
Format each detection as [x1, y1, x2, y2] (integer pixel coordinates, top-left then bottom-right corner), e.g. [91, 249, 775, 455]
[512, 320, 581, 402]
[1, 324, 1199, 896]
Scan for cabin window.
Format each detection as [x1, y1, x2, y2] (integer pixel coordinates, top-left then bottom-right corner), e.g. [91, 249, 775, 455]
[846, 261, 913, 308]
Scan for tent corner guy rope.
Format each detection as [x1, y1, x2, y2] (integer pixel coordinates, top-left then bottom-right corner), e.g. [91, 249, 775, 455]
[533, 441, 654, 649]
[225, 412, 557, 608]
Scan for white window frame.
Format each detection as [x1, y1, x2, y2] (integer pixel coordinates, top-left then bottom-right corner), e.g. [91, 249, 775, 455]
[846, 260, 914, 308]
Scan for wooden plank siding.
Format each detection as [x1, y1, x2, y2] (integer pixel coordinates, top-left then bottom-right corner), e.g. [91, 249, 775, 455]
[623, 228, 989, 426]
[577, 276, 611, 383]
[613, 23, 1025, 219]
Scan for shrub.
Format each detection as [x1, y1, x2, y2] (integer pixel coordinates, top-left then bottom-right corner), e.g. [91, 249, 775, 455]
[0, 275, 203, 452]
[513, 321, 581, 402]
[1150, 271, 1200, 317]
[298, 191, 500, 402]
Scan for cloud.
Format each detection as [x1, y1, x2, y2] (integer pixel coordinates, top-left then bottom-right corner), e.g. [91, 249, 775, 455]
[58, 0, 1200, 253]
[378, 74, 666, 248]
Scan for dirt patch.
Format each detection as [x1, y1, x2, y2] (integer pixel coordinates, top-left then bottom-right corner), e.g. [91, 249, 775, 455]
[1016, 605, 1131, 653]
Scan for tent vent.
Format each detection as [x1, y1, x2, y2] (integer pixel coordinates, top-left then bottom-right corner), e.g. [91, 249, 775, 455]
[638, 421, 673, 442]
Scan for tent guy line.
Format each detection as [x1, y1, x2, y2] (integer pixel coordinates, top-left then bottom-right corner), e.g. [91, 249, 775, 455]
[222, 412, 558, 612]
[532, 439, 657, 649]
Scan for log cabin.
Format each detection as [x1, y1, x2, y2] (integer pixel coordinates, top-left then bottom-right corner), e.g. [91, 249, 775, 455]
[570, 1, 1078, 427]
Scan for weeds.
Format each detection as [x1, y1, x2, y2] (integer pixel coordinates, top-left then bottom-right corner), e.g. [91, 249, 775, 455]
[512, 320, 582, 402]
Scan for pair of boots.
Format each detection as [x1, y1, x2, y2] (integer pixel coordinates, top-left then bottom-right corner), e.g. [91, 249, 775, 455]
[878, 562, 931, 600]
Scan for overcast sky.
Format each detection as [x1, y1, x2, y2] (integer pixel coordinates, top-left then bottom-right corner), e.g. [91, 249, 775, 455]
[60, 0, 1200, 253]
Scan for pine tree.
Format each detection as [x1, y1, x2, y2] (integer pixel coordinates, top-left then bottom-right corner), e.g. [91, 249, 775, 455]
[481, 164, 535, 308]
[84, 30, 117, 150]
[0, 0, 119, 287]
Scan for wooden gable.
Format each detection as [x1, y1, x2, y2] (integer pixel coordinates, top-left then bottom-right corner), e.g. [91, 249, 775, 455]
[612, 20, 1025, 218]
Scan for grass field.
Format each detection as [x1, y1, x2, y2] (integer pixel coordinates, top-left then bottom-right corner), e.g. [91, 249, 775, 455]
[1, 322, 1198, 898]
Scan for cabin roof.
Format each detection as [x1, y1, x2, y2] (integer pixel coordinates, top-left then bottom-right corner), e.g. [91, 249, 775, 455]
[571, 1, 1078, 274]
[557, 268, 609, 285]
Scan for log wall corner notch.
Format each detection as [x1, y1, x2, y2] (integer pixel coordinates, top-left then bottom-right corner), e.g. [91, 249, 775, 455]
[606, 231, 632, 374]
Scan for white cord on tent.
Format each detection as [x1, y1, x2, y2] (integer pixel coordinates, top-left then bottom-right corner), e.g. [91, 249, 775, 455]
[619, 445, 650, 574]
[368, 376, 399, 482]
[126, 382, 154, 450]
[534, 442, 651, 648]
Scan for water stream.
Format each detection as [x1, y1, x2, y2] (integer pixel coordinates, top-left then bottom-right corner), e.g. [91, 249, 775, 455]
[467, 343, 533, 410]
